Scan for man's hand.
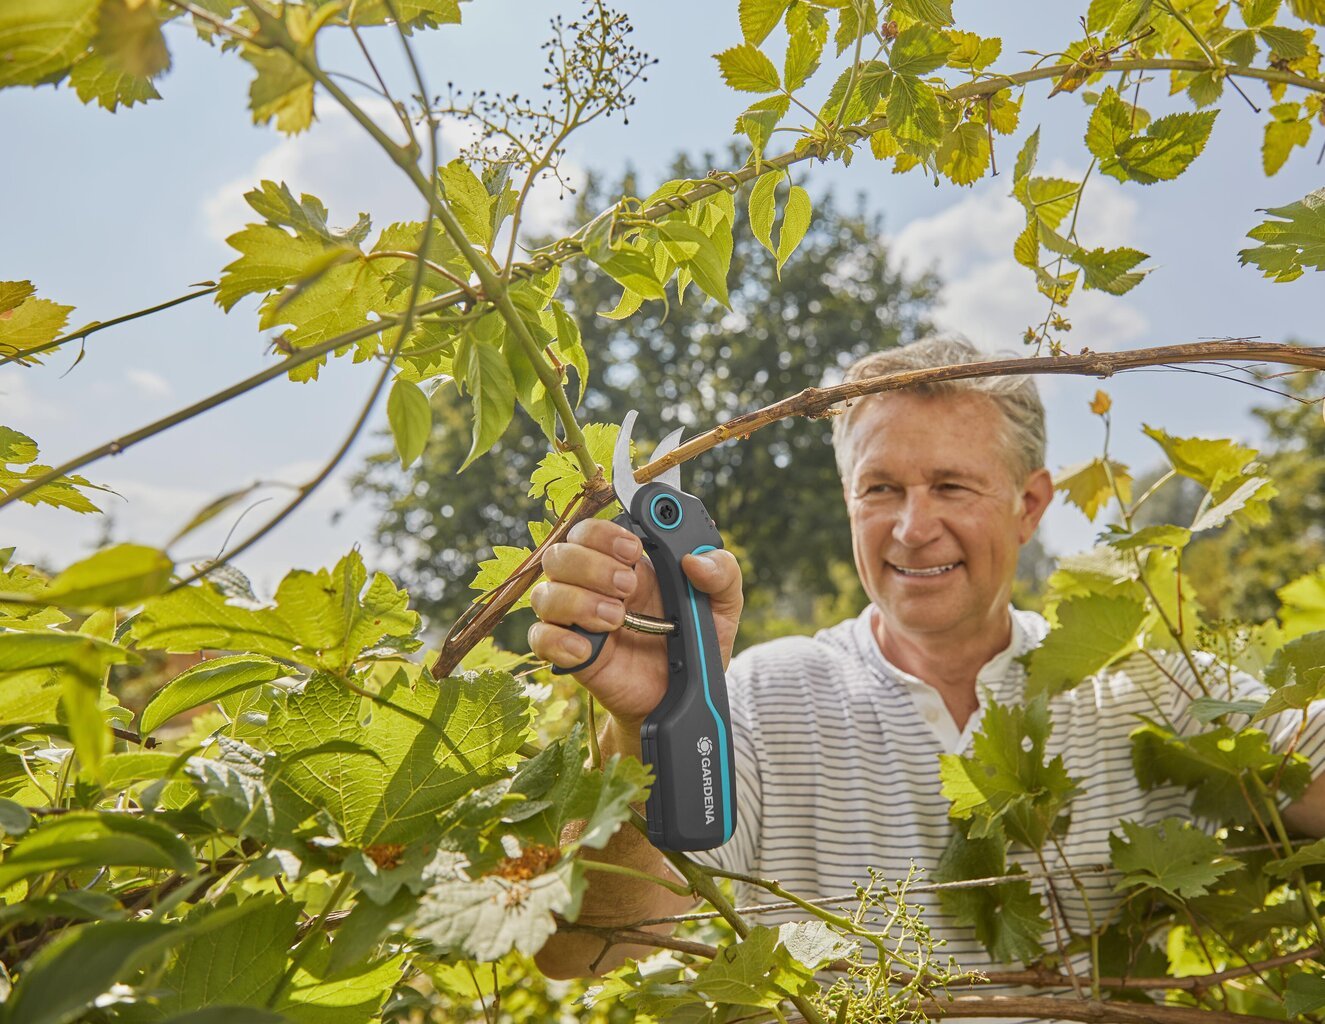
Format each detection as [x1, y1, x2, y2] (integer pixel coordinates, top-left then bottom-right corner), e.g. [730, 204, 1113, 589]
[528, 518, 743, 731]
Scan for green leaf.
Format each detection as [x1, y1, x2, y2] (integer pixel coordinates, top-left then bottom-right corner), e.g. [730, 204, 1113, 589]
[412, 853, 582, 961]
[739, 0, 790, 45]
[93, 0, 170, 79]
[886, 74, 942, 145]
[69, 51, 161, 110]
[1266, 836, 1325, 879]
[946, 30, 1001, 71]
[659, 220, 731, 307]
[152, 895, 300, 1016]
[0, 811, 193, 889]
[0, 797, 33, 836]
[0, 0, 99, 87]
[1141, 424, 1261, 493]
[936, 826, 1047, 963]
[1069, 245, 1149, 294]
[550, 301, 589, 407]
[939, 696, 1080, 849]
[784, 13, 826, 90]
[1262, 104, 1312, 176]
[140, 654, 295, 736]
[938, 121, 990, 185]
[439, 159, 494, 249]
[693, 925, 814, 1007]
[1279, 567, 1325, 640]
[748, 170, 783, 256]
[241, 45, 314, 134]
[1105, 523, 1192, 551]
[39, 542, 173, 608]
[387, 378, 432, 469]
[715, 42, 782, 92]
[1104, 110, 1217, 185]
[0, 630, 134, 682]
[889, 24, 954, 77]
[1259, 24, 1310, 59]
[1252, 631, 1325, 720]
[158, 1010, 290, 1024]
[777, 920, 857, 970]
[264, 669, 531, 846]
[5, 920, 179, 1024]
[735, 93, 790, 156]
[1054, 457, 1132, 521]
[1110, 817, 1238, 899]
[458, 332, 516, 471]
[892, 0, 954, 25]
[128, 550, 419, 672]
[1024, 595, 1149, 698]
[275, 940, 404, 1024]
[469, 545, 535, 612]
[1238, 187, 1325, 282]
[1084, 85, 1133, 164]
[1013, 127, 1040, 185]
[0, 285, 75, 365]
[1188, 697, 1265, 724]
[775, 185, 812, 277]
[1286, 974, 1325, 1018]
[528, 421, 621, 518]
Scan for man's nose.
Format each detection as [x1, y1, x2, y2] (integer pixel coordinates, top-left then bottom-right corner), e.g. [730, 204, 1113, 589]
[892, 489, 943, 546]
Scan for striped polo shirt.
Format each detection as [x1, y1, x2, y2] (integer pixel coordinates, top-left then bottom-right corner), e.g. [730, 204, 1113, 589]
[686, 603, 1325, 1016]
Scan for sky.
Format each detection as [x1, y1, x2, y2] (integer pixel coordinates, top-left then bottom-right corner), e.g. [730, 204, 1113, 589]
[2, 0, 1322, 604]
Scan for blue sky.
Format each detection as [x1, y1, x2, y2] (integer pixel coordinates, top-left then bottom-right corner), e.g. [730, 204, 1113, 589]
[2, 0, 1321, 598]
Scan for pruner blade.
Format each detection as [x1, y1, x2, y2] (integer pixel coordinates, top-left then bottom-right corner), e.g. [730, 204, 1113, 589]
[612, 409, 641, 509]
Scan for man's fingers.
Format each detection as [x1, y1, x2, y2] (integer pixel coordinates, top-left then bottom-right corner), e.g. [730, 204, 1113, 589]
[681, 549, 743, 610]
[528, 620, 599, 669]
[529, 580, 626, 632]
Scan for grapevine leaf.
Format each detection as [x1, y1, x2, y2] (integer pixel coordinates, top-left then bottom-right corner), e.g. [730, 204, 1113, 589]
[0, 630, 135, 682]
[715, 42, 781, 92]
[1105, 524, 1192, 551]
[241, 44, 314, 134]
[1069, 245, 1149, 294]
[1084, 86, 1133, 165]
[140, 654, 294, 736]
[938, 121, 990, 185]
[739, 0, 790, 46]
[550, 301, 589, 407]
[128, 550, 420, 672]
[0, 798, 33, 836]
[946, 30, 1001, 70]
[939, 696, 1081, 848]
[889, 23, 954, 76]
[1238, 187, 1325, 282]
[1262, 103, 1312, 176]
[4, 921, 179, 1024]
[39, 542, 173, 608]
[469, 545, 535, 612]
[92, 0, 170, 80]
[387, 378, 432, 469]
[1190, 474, 1276, 531]
[777, 920, 858, 970]
[1024, 595, 1149, 698]
[775, 185, 812, 277]
[693, 925, 815, 1007]
[1259, 24, 1311, 59]
[325, 889, 416, 974]
[886, 73, 942, 145]
[936, 825, 1047, 963]
[1142, 424, 1264, 492]
[1267, 837, 1325, 879]
[1279, 567, 1325, 639]
[275, 940, 404, 1023]
[1110, 817, 1238, 899]
[1053, 457, 1133, 521]
[1106, 110, 1218, 185]
[1131, 721, 1312, 824]
[527, 421, 621, 518]
[0, 812, 193, 890]
[439, 159, 494, 248]
[784, 13, 826, 90]
[186, 737, 314, 844]
[1252, 631, 1325, 720]
[1287, 974, 1325, 1018]
[0, 285, 75, 366]
[157, 1011, 288, 1024]
[0, 0, 99, 87]
[69, 52, 161, 109]
[263, 669, 531, 846]
[151, 895, 299, 1016]
[458, 333, 516, 471]
[1013, 126, 1040, 185]
[411, 852, 583, 961]
[892, 0, 955, 24]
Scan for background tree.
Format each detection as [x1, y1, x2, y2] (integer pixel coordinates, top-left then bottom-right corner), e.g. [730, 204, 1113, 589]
[353, 150, 937, 647]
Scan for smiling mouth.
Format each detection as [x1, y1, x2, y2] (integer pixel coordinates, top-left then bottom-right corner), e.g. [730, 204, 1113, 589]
[888, 561, 961, 577]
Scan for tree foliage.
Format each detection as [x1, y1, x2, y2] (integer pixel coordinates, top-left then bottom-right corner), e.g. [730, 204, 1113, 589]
[1, 0, 1325, 1021]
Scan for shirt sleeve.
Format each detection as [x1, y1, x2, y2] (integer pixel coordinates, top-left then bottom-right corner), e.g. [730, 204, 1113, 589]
[686, 653, 763, 880]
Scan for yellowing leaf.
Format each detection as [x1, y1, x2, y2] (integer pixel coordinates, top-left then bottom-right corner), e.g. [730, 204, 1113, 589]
[1054, 457, 1132, 521]
[715, 43, 781, 92]
[93, 0, 170, 80]
[439, 159, 494, 249]
[1089, 389, 1112, 415]
[242, 45, 315, 134]
[739, 0, 790, 46]
[0, 0, 100, 87]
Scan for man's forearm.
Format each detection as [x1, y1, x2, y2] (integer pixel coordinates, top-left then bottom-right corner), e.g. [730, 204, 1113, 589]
[534, 715, 695, 978]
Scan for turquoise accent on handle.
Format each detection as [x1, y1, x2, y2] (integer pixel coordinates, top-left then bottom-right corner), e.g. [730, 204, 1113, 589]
[650, 493, 684, 530]
[687, 543, 733, 842]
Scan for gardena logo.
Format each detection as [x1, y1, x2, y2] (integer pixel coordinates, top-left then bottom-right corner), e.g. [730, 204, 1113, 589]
[697, 735, 715, 824]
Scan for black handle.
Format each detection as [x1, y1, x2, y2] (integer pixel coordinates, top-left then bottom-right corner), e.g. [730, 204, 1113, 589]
[631, 482, 736, 852]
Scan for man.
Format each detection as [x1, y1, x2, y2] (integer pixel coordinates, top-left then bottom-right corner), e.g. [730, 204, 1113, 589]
[530, 337, 1325, 983]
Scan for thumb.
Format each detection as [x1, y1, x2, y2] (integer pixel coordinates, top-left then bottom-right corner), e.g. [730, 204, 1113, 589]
[681, 549, 742, 610]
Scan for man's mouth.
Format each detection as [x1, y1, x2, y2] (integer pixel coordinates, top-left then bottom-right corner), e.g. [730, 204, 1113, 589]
[887, 561, 961, 577]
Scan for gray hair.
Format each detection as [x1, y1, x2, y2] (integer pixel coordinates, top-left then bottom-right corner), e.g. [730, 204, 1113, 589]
[830, 338, 1046, 484]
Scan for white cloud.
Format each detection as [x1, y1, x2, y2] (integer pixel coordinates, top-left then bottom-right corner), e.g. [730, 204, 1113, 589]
[125, 368, 173, 399]
[889, 173, 1148, 354]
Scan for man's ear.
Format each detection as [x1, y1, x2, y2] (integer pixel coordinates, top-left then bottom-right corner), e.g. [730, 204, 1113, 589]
[1018, 467, 1054, 543]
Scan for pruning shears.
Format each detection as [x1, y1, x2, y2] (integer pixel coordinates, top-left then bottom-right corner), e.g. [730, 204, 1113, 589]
[552, 410, 736, 852]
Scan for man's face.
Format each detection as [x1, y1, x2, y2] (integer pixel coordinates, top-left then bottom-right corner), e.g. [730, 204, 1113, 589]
[842, 392, 1053, 641]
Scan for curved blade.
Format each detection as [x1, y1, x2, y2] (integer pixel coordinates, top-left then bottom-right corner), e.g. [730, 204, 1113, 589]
[652, 426, 684, 490]
[612, 410, 641, 509]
